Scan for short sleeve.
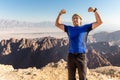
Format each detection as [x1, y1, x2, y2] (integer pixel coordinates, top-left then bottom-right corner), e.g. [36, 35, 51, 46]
[64, 25, 68, 32]
[84, 23, 92, 32]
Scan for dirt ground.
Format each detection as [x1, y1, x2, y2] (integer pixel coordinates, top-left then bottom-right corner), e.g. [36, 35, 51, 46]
[0, 60, 120, 80]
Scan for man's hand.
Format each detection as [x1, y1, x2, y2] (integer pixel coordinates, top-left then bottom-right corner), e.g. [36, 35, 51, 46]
[59, 9, 66, 15]
[88, 7, 95, 12]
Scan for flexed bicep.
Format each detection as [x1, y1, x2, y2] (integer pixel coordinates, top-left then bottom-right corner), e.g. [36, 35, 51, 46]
[55, 9, 66, 31]
[88, 7, 103, 29]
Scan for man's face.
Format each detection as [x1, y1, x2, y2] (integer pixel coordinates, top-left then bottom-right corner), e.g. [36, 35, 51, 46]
[72, 15, 81, 26]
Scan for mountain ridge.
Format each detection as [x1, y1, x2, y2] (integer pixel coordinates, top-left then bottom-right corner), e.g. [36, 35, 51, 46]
[0, 37, 119, 69]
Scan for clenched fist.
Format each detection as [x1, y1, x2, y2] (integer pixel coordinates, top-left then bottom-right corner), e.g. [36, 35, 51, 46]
[59, 9, 66, 15]
[88, 7, 95, 12]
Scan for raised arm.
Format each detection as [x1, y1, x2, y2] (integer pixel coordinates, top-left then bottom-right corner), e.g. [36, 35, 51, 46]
[88, 7, 103, 29]
[55, 9, 66, 31]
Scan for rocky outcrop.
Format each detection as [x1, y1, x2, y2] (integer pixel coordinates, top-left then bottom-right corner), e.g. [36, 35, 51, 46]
[88, 42, 120, 67]
[87, 49, 111, 69]
[0, 61, 120, 80]
[0, 37, 69, 69]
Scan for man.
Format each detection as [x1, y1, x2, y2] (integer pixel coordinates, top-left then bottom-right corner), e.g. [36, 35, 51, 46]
[55, 7, 102, 80]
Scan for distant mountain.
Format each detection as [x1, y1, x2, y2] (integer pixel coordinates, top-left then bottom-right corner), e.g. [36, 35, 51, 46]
[0, 19, 120, 35]
[0, 19, 72, 28]
[0, 19, 55, 28]
[93, 30, 120, 42]
[89, 31, 120, 47]
[0, 37, 69, 69]
[0, 19, 63, 33]
[0, 37, 119, 69]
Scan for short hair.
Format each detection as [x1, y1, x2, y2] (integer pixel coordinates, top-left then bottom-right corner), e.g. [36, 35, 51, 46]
[72, 14, 82, 20]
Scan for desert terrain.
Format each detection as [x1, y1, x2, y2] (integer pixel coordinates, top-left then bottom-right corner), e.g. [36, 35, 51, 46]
[0, 60, 120, 80]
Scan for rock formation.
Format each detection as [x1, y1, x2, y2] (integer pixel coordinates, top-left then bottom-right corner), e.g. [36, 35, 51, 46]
[0, 37, 119, 69]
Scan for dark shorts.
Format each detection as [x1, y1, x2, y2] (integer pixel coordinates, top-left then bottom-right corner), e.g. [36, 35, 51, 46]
[68, 53, 87, 80]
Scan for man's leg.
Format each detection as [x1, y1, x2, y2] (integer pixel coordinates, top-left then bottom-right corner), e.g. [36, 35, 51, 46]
[68, 54, 77, 80]
[76, 54, 87, 80]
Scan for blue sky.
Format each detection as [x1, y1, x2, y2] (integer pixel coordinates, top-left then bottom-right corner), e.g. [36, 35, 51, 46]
[0, 0, 120, 31]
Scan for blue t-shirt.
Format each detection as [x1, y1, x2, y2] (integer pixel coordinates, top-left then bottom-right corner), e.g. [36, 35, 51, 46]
[64, 23, 92, 54]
